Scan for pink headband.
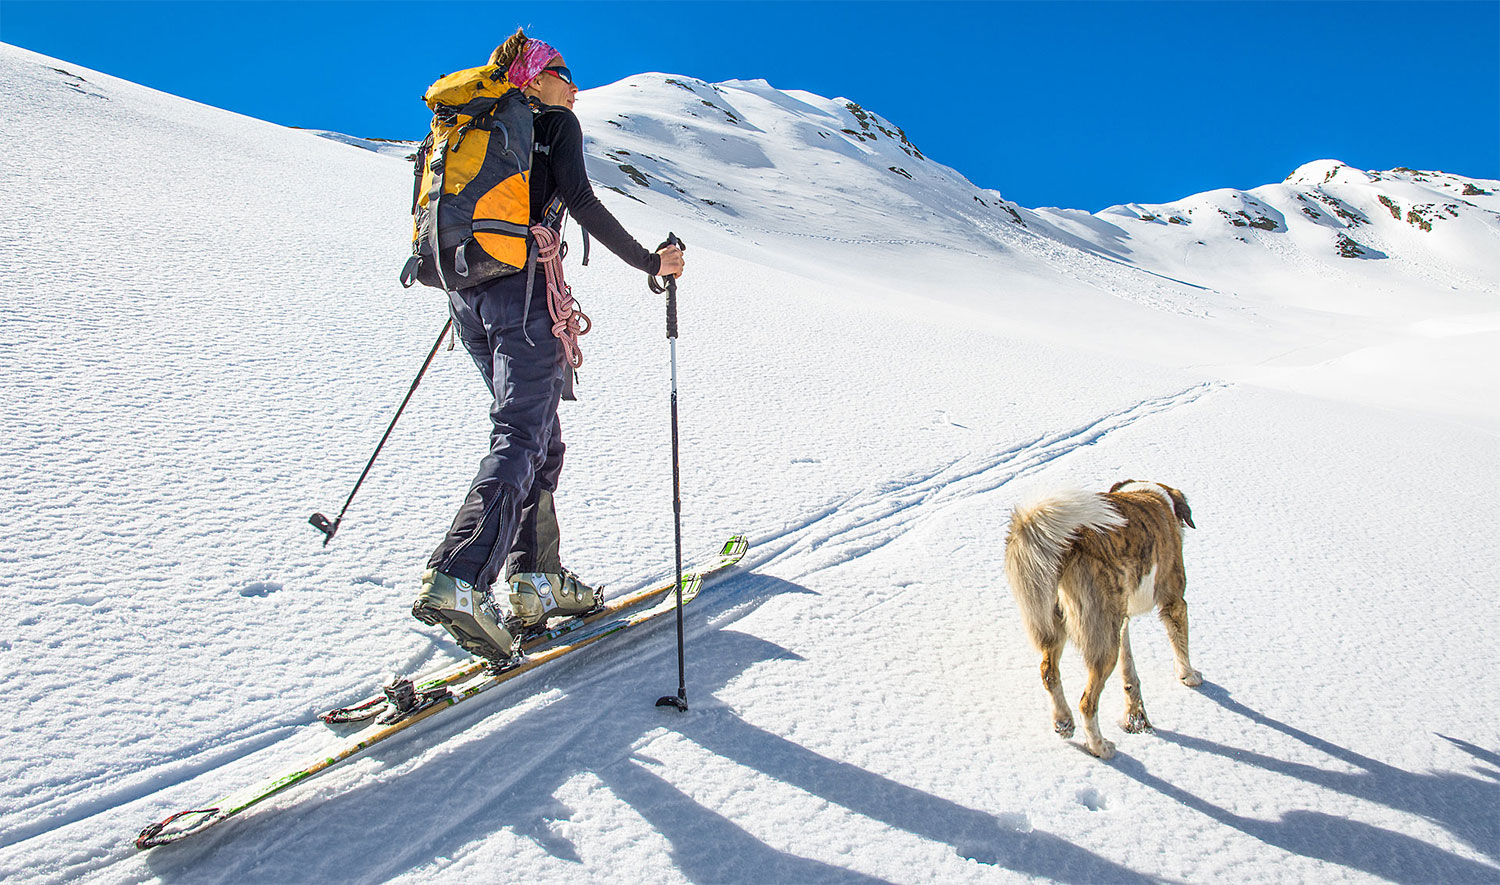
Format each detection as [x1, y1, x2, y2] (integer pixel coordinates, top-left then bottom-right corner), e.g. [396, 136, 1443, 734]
[508, 39, 560, 88]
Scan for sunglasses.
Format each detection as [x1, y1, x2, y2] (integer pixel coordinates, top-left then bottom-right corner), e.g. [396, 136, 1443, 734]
[542, 65, 575, 87]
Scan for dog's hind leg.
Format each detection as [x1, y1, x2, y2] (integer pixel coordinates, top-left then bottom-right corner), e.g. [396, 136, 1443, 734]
[1159, 592, 1202, 687]
[1077, 621, 1121, 759]
[1039, 632, 1074, 739]
[1078, 652, 1119, 759]
[1118, 620, 1152, 733]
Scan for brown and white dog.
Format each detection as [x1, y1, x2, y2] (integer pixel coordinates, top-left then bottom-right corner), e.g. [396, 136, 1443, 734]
[1003, 480, 1201, 759]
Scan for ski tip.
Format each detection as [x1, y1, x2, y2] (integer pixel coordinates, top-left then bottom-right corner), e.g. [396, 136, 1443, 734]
[721, 534, 749, 560]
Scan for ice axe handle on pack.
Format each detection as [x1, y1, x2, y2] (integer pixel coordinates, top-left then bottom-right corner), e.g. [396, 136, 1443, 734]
[648, 233, 685, 339]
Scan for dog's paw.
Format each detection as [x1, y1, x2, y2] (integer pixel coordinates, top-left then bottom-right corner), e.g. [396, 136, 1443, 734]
[1054, 717, 1075, 739]
[1179, 669, 1203, 687]
[1121, 711, 1153, 734]
[1087, 738, 1116, 760]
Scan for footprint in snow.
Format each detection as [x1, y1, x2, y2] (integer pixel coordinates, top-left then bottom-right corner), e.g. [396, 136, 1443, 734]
[239, 581, 282, 598]
[1076, 787, 1107, 811]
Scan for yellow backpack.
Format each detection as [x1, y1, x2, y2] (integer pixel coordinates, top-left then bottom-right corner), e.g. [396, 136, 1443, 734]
[400, 64, 563, 291]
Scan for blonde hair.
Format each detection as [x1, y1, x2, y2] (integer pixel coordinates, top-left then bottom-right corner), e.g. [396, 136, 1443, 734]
[489, 28, 528, 68]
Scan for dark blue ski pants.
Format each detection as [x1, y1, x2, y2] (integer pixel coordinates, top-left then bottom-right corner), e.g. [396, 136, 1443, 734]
[427, 271, 567, 594]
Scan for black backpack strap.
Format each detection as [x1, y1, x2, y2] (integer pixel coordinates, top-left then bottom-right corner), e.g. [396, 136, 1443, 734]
[401, 134, 436, 288]
[542, 196, 589, 265]
[520, 237, 539, 348]
[424, 133, 454, 293]
[541, 195, 567, 229]
[409, 134, 432, 216]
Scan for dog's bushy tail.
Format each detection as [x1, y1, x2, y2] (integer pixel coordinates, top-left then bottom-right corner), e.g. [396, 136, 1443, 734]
[1004, 489, 1125, 649]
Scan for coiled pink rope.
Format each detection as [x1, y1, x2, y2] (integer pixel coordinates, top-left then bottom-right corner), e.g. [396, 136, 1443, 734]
[530, 225, 591, 368]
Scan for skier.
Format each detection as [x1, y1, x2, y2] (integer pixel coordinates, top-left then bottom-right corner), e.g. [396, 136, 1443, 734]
[413, 29, 686, 663]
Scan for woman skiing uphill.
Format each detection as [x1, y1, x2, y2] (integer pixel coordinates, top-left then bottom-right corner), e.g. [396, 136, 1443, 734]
[413, 30, 686, 663]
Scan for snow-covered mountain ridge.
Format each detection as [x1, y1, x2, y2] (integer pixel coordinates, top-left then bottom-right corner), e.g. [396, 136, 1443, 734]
[569, 73, 1499, 306]
[597, 77, 1492, 238]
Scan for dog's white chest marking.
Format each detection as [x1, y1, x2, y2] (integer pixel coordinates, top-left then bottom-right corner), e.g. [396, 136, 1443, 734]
[1128, 565, 1158, 616]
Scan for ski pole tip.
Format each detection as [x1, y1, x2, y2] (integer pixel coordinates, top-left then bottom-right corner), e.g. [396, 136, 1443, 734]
[655, 695, 689, 712]
[309, 512, 339, 546]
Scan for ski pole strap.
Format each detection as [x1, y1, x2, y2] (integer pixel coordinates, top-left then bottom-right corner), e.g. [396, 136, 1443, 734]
[647, 233, 685, 294]
[530, 224, 591, 369]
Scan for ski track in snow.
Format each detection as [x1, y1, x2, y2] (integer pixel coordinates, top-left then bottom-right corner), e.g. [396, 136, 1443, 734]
[751, 383, 1224, 581]
[0, 724, 304, 852]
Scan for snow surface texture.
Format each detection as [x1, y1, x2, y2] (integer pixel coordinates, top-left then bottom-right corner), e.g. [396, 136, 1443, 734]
[1, 43, 1497, 883]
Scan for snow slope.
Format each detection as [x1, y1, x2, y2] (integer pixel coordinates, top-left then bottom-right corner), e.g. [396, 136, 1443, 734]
[571, 74, 1500, 432]
[1, 43, 1497, 884]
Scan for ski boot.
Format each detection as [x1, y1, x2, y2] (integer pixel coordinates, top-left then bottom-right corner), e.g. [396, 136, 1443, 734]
[412, 569, 520, 664]
[508, 569, 602, 631]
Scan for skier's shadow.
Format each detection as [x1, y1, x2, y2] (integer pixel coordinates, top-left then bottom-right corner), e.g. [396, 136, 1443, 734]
[1111, 681, 1500, 883]
[145, 573, 1149, 884]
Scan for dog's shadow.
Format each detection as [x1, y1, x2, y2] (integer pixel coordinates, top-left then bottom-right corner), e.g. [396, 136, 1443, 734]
[1113, 681, 1500, 882]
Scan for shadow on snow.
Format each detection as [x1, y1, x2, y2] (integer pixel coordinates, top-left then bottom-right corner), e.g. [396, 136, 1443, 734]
[1113, 681, 1500, 884]
[145, 573, 1149, 883]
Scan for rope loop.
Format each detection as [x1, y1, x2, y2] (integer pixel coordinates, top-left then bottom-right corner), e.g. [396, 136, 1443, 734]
[529, 225, 590, 368]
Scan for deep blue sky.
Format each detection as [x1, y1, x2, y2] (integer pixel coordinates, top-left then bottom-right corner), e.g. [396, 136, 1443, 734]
[4, 1, 1496, 210]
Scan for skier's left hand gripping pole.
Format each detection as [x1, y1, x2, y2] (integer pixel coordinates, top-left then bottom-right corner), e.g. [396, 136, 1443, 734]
[651, 234, 690, 712]
[309, 317, 453, 546]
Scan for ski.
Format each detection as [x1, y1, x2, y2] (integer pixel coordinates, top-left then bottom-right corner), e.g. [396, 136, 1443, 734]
[319, 535, 748, 724]
[135, 534, 747, 850]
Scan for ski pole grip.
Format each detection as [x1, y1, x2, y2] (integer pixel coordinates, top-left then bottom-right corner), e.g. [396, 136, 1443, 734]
[666, 284, 677, 339]
[655, 233, 685, 339]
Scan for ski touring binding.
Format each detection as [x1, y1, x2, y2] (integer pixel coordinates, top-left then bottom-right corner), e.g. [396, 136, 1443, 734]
[375, 674, 453, 725]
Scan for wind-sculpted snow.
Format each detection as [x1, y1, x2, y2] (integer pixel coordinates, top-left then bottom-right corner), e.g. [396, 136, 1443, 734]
[2, 42, 1498, 884]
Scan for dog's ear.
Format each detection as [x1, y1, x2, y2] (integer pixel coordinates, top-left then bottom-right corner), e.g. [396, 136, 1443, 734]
[1109, 479, 1136, 493]
[1163, 485, 1195, 529]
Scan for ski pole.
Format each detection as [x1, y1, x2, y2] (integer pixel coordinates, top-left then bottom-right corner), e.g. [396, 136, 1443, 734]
[651, 234, 690, 712]
[310, 317, 453, 546]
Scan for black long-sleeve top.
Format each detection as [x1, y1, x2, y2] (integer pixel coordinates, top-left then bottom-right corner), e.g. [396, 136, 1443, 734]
[531, 107, 662, 276]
